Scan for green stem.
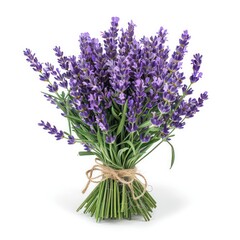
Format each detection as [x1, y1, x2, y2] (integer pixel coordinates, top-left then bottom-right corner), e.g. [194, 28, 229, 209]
[66, 96, 72, 135]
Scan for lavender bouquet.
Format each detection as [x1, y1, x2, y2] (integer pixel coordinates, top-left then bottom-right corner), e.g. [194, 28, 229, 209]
[24, 17, 207, 221]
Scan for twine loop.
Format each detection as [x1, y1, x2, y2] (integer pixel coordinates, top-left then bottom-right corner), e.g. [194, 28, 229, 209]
[82, 158, 147, 200]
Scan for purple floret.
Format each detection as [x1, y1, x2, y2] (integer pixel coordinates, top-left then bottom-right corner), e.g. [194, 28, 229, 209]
[67, 135, 75, 144]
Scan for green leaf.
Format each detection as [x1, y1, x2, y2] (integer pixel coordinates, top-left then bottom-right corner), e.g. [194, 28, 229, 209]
[111, 106, 120, 120]
[124, 140, 136, 155]
[126, 154, 142, 168]
[108, 124, 118, 133]
[65, 114, 82, 122]
[138, 120, 152, 129]
[61, 91, 65, 98]
[78, 151, 96, 156]
[97, 128, 103, 148]
[79, 125, 96, 142]
[112, 100, 121, 112]
[116, 100, 128, 136]
[117, 147, 129, 159]
[138, 138, 160, 153]
[147, 127, 160, 133]
[41, 91, 61, 100]
[166, 140, 175, 169]
[72, 125, 96, 143]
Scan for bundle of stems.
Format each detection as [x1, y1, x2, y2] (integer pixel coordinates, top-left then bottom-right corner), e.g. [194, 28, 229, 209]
[78, 180, 156, 221]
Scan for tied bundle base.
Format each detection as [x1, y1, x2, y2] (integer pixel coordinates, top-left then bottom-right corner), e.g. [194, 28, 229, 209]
[77, 179, 156, 221]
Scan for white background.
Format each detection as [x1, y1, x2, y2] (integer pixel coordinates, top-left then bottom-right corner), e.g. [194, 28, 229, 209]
[0, 0, 239, 239]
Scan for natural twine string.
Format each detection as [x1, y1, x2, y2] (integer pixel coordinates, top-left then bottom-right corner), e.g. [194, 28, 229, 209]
[82, 158, 147, 200]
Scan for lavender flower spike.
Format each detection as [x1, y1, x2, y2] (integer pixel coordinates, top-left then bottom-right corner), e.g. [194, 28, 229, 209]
[190, 54, 203, 83]
[38, 120, 64, 140]
[23, 48, 42, 72]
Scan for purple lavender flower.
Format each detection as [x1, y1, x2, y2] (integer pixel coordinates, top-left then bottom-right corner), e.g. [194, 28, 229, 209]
[127, 113, 137, 123]
[55, 131, 64, 140]
[53, 46, 69, 70]
[158, 102, 171, 114]
[184, 98, 203, 118]
[45, 62, 55, 72]
[83, 144, 91, 151]
[39, 70, 50, 81]
[180, 30, 191, 46]
[38, 120, 64, 140]
[190, 54, 203, 83]
[48, 125, 58, 134]
[200, 91, 208, 100]
[151, 112, 164, 127]
[44, 94, 56, 105]
[108, 56, 131, 105]
[119, 20, 136, 56]
[126, 123, 138, 133]
[182, 84, 193, 95]
[88, 93, 103, 112]
[96, 113, 109, 131]
[106, 134, 116, 144]
[168, 30, 191, 72]
[53, 46, 63, 57]
[152, 77, 163, 88]
[198, 91, 208, 107]
[163, 92, 176, 103]
[190, 72, 203, 83]
[102, 17, 119, 59]
[161, 125, 170, 138]
[140, 134, 151, 143]
[191, 54, 202, 72]
[68, 135, 75, 144]
[59, 80, 68, 89]
[47, 82, 58, 92]
[24, 48, 42, 72]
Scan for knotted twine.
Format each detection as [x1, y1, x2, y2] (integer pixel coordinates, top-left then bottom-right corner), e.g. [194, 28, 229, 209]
[82, 158, 147, 200]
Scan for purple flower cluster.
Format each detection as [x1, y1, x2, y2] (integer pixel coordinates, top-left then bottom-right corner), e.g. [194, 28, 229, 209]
[25, 17, 208, 146]
[38, 120, 64, 140]
[190, 54, 203, 83]
[38, 120, 77, 145]
[67, 135, 75, 144]
[24, 49, 42, 72]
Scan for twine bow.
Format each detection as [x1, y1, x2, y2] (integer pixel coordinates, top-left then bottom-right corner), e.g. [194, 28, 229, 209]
[82, 158, 147, 200]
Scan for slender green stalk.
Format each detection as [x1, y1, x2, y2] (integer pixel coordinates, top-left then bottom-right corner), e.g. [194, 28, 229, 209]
[65, 96, 72, 135]
[113, 180, 117, 218]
